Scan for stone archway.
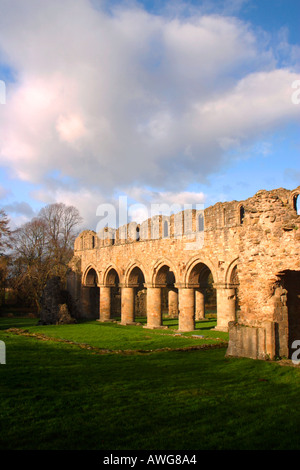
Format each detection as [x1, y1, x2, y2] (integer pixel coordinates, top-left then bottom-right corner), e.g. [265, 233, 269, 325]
[121, 264, 147, 325]
[130, 266, 147, 321]
[274, 270, 300, 358]
[81, 266, 99, 319]
[182, 261, 215, 331]
[224, 258, 240, 320]
[105, 267, 121, 319]
[147, 261, 178, 329]
[230, 265, 240, 314]
[98, 266, 121, 322]
[291, 192, 300, 215]
[155, 264, 177, 318]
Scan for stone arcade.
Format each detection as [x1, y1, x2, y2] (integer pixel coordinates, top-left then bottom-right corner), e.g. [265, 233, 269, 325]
[67, 186, 300, 361]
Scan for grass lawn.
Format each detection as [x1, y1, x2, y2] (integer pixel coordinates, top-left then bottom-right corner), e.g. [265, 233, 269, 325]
[1, 315, 228, 352]
[0, 316, 299, 450]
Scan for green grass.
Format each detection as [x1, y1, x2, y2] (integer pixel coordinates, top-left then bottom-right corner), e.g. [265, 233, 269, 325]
[0, 316, 299, 450]
[0, 316, 228, 351]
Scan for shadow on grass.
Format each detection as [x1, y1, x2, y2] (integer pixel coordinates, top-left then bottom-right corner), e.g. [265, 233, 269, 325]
[0, 316, 39, 330]
[0, 331, 299, 450]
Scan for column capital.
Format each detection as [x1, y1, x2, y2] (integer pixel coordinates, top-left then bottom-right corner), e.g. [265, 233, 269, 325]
[175, 283, 208, 289]
[174, 282, 189, 289]
[213, 283, 238, 290]
[119, 283, 137, 289]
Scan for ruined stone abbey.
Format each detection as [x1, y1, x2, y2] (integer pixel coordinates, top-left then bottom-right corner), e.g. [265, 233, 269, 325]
[67, 186, 300, 361]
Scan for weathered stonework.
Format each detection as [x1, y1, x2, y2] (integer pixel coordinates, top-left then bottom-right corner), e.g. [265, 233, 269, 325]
[67, 186, 300, 360]
[39, 276, 77, 325]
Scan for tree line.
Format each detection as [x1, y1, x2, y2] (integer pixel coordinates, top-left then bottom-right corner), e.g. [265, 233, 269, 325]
[0, 203, 82, 312]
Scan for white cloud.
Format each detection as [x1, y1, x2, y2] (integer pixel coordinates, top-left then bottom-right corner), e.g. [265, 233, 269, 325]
[0, 185, 10, 200]
[0, 0, 299, 228]
[56, 113, 89, 145]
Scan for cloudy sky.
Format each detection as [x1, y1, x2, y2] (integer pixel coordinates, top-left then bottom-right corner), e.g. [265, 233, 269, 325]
[0, 0, 299, 230]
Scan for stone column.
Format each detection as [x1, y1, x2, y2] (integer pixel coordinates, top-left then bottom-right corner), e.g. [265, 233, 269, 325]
[215, 285, 236, 331]
[146, 287, 162, 328]
[98, 286, 111, 322]
[121, 287, 135, 324]
[168, 289, 178, 318]
[178, 287, 195, 332]
[195, 288, 206, 320]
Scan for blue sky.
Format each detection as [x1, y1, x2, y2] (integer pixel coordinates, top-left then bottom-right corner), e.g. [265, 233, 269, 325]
[0, 0, 299, 229]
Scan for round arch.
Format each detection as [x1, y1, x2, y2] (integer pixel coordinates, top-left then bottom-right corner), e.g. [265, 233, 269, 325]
[291, 190, 300, 215]
[103, 264, 122, 287]
[123, 261, 147, 321]
[183, 257, 218, 324]
[102, 265, 122, 319]
[184, 256, 218, 287]
[151, 258, 178, 287]
[225, 257, 240, 286]
[237, 202, 245, 225]
[82, 264, 100, 286]
[81, 264, 100, 320]
[124, 261, 148, 287]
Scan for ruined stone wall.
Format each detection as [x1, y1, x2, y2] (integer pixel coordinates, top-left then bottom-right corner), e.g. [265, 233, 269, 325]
[236, 189, 299, 321]
[68, 185, 300, 360]
[228, 187, 300, 359]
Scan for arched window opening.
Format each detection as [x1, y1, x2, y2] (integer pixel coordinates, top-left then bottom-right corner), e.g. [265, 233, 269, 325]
[275, 270, 300, 358]
[127, 266, 147, 322]
[163, 220, 169, 238]
[239, 206, 245, 225]
[187, 262, 216, 325]
[85, 268, 98, 286]
[230, 265, 240, 316]
[92, 236, 95, 249]
[105, 268, 121, 319]
[83, 268, 99, 320]
[154, 265, 177, 322]
[136, 226, 140, 241]
[293, 194, 300, 215]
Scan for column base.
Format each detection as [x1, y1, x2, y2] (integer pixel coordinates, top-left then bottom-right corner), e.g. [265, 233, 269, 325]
[177, 328, 196, 333]
[97, 319, 116, 323]
[143, 325, 168, 330]
[213, 326, 229, 332]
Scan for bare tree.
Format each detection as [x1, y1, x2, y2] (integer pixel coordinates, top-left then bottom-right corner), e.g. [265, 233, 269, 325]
[0, 209, 11, 254]
[12, 218, 50, 310]
[38, 203, 83, 277]
[39, 202, 82, 248]
[11, 203, 83, 310]
[0, 210, 12, 308]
